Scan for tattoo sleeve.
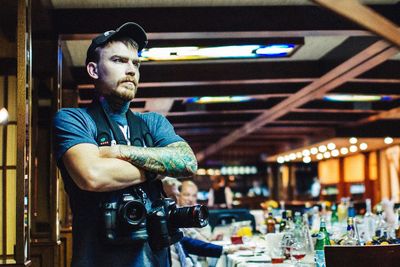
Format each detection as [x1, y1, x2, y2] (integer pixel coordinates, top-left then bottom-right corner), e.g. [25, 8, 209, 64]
[118, 141, 198, 178]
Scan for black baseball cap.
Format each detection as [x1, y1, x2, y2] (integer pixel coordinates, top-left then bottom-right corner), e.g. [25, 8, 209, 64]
[85, 22, 148, 65]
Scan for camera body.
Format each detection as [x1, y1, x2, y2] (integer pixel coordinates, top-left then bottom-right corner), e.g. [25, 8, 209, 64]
[102, 194, 209, 249]
[102, 193, 148, 245]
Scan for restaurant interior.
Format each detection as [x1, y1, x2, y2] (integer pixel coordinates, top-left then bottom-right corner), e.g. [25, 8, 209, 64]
[1, 0, 400, 266]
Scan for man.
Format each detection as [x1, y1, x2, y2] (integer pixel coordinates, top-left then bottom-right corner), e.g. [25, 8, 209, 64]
[162, 178, 252, 267]
[53, 22, 197, 267]
[179, 181, 212, 242]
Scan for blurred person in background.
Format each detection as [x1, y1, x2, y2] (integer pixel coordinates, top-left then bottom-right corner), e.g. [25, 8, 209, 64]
[208, 176, 233, 209]
[247, 180, 269, 197]
[162, 178, 250, 267]
[179, 180, 212, 242]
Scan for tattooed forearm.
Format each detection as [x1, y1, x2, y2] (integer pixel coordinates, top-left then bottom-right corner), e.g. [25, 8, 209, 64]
[118, 141, 198, 178]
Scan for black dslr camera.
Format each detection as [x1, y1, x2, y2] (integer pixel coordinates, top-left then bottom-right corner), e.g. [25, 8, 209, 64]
[147, 198, 209, 250]
[102, 193, 148, 245]
[102, 194, 209, 248]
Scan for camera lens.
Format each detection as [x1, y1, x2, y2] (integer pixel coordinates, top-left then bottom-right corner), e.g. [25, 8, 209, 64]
[170, 204, 209, 228]
[121, 200, 146, 226]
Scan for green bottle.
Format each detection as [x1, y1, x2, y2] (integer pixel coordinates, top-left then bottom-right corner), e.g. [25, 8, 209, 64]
[331, 204, 338, 224]
[314, 218, 330, 267]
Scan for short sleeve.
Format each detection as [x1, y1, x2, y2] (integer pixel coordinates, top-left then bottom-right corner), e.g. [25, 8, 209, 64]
[52, 108, 98, 161]
[135, 112, 184, 147]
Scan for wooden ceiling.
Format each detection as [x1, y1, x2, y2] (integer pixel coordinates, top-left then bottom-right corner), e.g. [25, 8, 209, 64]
[39, 0, 400, 166]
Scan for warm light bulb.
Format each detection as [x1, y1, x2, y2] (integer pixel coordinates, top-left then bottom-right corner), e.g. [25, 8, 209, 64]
[323, 151, 331, 159]
[340, 147, 349, 155]
[359, 143, 368, 150]
[316, 154, 324, 160]
[318, 145, 327, 153]
[331, 149, 339, 157]
[327, 143, 336, 150]
[384, 137, 393, 144]
[303, 156, 311, 163]
[277, 156, 285, 164]
[296, 152, 303, 158]
[302, 149, 310, 157]
[310, 147, 318, 155]
[350, 145, 358, 153]
[0, 108, 8, 125]
[289, 153, 297, 160]
[349, 137, 358, 144]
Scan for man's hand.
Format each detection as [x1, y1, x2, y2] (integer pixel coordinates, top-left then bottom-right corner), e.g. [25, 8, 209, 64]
[100, 142, 198, 178]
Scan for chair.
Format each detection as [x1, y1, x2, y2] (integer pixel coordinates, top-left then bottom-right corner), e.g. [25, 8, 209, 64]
[325, 244, 400, 267]
[207, 209, 256, 231]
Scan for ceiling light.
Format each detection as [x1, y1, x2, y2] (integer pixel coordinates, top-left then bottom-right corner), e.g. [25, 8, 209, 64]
[197, 168, 206, 175]
[359, 143, 368, 150]
[289, 153, 296, 160]
[303, 156, 311, 163]
[140, 44, 297, 61]
[302, 149, 310, 157]
[186, 96, 252, 104]
[327, 143, 336, 150]
[384, 137, 393, 144]
[316, 154, 324, 160]
[296, 152, 303, 158]
[349, 137, 358, 144]
[310, 147, 318, 155]
[331, 149, 340, 157]
[349, 145, 358, 153]
[323, 94, 391, 102]
[277, 157, 285, 164]
[323, 152, 331, 159]
[284, 155, 290, 162]
[340, 147, 349, 155]
[0, 108, 8, 125]
[318, 145, 327, 153]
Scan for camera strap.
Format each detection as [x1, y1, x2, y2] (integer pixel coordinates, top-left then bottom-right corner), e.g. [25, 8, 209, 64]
[87, 99, 165, 202]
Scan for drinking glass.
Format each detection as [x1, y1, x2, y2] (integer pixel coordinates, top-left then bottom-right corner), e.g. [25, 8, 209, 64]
[290, 242, 307, 266]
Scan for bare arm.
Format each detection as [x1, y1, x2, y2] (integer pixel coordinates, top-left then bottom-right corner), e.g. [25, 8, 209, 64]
[62, 143, 146, 192]
[100, 141, 198, 178]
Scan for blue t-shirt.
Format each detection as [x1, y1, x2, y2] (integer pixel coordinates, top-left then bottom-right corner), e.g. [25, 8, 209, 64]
[53, 106, 184, 267]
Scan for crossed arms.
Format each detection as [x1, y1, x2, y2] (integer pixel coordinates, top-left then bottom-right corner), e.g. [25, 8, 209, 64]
[62, 141, 197, 192]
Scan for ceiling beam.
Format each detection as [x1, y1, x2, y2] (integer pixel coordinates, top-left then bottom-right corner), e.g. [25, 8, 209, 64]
[77, 77, 400, 90]
[350, 106, 400, 126]
[313, 0, 400, 48]
[196, 40, 398, 162]
[166, 108, 378, 116]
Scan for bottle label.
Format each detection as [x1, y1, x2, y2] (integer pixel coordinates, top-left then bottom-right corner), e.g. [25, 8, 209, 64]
[314, 250, 326, 267]
[317, 232, 326, 240]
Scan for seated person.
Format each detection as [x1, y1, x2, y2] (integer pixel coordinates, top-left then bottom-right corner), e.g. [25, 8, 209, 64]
[179, 180, 212, 242]
[162, 178, 251, 267]
[247, 180, 269, 197]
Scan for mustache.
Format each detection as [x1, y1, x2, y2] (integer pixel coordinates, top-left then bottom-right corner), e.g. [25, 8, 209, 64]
[118, 77, 137, 86]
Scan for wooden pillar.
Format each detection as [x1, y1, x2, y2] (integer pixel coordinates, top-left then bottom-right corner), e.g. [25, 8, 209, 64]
[337, 157, 346, 201]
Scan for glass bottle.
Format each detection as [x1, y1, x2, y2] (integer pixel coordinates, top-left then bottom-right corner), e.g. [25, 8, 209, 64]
[266, 211, 276, 233]
[302, 213, 314, 252]
[337, 198, 348, 223]
[363, 198, 376, 242]
[330, 203, 339, 225]
[279, 210, 287, 233]
[341, 217, 358, 245]
[314, 218, 330, 267]
[395, 209, 400, 240]
[347, 199, 356, 218]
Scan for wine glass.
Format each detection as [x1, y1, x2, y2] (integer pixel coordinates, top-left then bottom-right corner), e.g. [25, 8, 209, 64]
[290, 242, 307, 266]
